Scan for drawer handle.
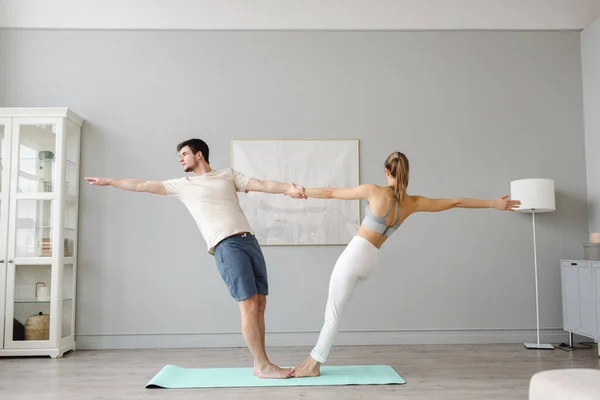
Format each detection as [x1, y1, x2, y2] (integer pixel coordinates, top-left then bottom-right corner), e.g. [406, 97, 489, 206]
[571, 263, 577, 265]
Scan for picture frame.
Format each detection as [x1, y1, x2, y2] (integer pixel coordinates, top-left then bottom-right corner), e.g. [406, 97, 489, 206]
[231, 139, 360, 245]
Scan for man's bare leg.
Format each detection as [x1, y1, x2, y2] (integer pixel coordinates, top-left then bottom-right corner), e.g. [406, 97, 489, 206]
[294, 355, 321, 377]
[257, 294, 266, 350]
[239, 294, 293, 378]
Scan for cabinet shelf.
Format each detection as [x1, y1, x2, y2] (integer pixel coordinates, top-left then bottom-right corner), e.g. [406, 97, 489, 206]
[15, 298, 73, 304]
[17, 157, 77, 165]
[16, 227, 76, 231]
[12, 257, 75, 265]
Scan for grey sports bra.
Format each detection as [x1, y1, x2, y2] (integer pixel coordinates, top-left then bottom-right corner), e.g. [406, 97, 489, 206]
[362, 196, 401, 237]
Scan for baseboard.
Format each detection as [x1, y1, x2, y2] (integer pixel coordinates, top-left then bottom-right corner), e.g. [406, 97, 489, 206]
[75, 329, 570, 350]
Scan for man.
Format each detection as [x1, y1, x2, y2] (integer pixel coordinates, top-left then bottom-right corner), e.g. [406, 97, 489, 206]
[85, 138, 306, 378]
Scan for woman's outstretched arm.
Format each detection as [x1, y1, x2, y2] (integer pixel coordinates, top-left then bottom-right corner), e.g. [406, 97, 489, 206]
[413, 195, 520, 212]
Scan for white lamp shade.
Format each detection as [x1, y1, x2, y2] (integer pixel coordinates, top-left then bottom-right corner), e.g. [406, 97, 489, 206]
[510, 178, 555, 213]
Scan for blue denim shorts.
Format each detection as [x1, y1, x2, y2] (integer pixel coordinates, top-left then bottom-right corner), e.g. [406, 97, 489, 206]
[214, 232, 268, 301]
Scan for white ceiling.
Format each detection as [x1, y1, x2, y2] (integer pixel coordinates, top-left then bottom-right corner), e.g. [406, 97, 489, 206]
[1, 0, 600, 30]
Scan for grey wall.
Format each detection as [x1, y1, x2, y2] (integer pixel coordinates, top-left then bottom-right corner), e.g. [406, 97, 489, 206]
[582, 19, 600, 235]
[0, 30, 589, 349]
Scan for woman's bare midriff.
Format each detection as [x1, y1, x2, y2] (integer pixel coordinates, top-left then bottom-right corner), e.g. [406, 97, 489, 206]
[356, 227, 389, 249]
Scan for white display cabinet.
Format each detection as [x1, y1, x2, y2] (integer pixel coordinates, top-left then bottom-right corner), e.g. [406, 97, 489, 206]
[0, 108, 83, 358]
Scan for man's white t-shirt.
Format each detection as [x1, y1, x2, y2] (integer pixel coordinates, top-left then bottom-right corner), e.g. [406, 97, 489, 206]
[161, 168, 254, 255]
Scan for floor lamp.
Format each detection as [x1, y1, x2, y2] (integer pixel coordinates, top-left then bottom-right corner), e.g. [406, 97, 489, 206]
[510, 178, 556, 350]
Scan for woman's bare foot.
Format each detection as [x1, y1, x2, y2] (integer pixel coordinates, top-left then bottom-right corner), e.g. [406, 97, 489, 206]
[294, 356, 321, 377]
[253, 363, 294, 379]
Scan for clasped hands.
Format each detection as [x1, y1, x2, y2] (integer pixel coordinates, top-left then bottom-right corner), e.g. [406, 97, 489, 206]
[284, 182, 307, 199]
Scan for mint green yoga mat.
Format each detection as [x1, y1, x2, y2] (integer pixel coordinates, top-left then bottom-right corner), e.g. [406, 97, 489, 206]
[146, 364, 405, 388]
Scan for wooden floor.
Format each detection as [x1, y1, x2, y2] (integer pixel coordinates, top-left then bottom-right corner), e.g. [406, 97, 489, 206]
[1, 344, 599, 399]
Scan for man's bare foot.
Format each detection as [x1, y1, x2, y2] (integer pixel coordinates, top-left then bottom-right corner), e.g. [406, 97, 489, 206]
[294, 356, 321, 378]
[253, 363, 294, 379]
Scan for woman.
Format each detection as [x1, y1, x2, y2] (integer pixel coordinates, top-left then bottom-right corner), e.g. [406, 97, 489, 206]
[287, 151, 521, 377]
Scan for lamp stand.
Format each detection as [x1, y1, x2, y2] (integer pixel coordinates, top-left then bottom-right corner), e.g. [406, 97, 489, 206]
[524, 210, 554, 350]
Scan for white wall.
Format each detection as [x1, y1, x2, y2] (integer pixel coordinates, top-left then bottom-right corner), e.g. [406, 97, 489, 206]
[582, 18, 600, 234]
[0, 29, 588, 349]
[1, 0, 600, 30]
[0, 0, 595, 352]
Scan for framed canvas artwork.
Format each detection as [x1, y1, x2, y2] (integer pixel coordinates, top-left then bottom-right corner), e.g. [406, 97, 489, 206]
[231, 139, 360, 245]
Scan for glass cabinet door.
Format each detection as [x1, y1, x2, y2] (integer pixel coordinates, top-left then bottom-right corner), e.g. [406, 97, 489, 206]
[61, 263, 74, 340]
[0, 118, 12, 195]
[65, 120, 80, 198]
[61, 121, 80, 343]
[15, 121, 59, 195]
[4, 262, 54, 349]
[0, 118, 13, 348]
[0, 118, 12, 256]
[4, 118, 62, 349]
[10, 119, 61, 259]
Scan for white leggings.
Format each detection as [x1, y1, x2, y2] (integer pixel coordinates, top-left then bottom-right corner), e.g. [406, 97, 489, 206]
[310, 235, 380, 363]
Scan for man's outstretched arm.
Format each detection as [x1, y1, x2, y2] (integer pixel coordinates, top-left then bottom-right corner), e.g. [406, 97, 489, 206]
[85, 177, 167, 195]
[245, 178, 306, 198]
